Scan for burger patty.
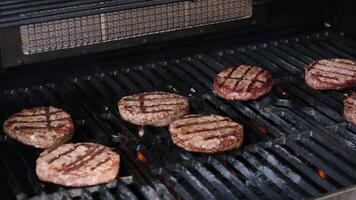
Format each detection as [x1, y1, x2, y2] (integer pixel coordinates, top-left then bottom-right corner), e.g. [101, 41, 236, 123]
[3, 106, 74, 149]
[344, 92, 356, 125]
[213, 65, 273, 101]
[36, 143, 120, 187]
[305, 58, 356, 90]
[169, 114, 244, 153]
[118, 92, 189, 127]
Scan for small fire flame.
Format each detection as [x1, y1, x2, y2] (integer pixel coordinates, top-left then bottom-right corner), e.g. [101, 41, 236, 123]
[136, 151, 147, 162]
[229, 169, 238, 177]
[250, 119, 269, 135]
[221, 161, 238, 177]
[177, 195, 182, 200]
[317, 168, 327, 179]
[259, 127, 269, 135]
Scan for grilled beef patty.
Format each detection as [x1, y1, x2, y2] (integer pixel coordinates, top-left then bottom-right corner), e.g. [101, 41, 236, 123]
[118, 92, 189, 127]
[213, 65, 273, 100]
[3, 106, 74, 149]
[36, 143, 120, 187]
[169, 114, 243, 153]
[305, 59, 356, 90]
[344, 92, 356, 125]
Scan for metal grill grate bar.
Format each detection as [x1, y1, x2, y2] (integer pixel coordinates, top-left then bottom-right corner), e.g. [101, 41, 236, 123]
[272, 143, 336, 193]
[1, 30, 356, 199]
[253, 148, 321, 196]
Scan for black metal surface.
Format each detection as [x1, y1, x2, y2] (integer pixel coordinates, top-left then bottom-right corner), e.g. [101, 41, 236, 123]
[1, 29, 356, 200]
[0, 0, 253, 68]
[0, 0, 335, 69]
[0, 20, 253, 68]
[0, 0, 189, 28]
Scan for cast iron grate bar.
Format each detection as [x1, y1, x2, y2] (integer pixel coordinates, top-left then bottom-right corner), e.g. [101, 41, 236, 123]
[1, 30, 356, 199]
[0, 83, 168, 199]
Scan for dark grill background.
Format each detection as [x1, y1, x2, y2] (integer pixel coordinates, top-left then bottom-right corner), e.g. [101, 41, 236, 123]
[0, 0, 253, 67]
[19, 0, 252, 55]
[1, 30, 356, 199]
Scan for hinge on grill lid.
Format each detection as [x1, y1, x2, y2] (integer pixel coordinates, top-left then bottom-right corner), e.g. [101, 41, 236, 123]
[1, 0, 252, 67]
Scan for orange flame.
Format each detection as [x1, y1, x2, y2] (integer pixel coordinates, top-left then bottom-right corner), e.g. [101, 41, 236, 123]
[221, 161, 238, 176]
[229, 169, 238, 177]
[317, 168, 327, 179]
[250, 119, 269, 135]
[259, 127, 268, 135]
[177, 195, 182, 200]
[136, 151, 147, 162]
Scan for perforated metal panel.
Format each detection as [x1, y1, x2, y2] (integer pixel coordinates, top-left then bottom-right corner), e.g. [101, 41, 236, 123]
[19, 0, 252, 55]
[20, 15, 103, 54]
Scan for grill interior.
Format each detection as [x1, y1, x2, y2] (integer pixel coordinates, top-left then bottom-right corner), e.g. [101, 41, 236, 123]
[1, 30, 356, 200]
[19, 0, 252, 55]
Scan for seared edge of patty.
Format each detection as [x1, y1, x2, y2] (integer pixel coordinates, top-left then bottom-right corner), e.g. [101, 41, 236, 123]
[36, 143, 120, 187]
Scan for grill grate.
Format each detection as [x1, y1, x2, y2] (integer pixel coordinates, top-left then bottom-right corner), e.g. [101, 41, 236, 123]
[1, 30, 356, 199]
[19, 0, 252, 55]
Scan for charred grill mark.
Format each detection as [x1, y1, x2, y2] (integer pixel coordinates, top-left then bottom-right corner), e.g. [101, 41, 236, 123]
[46, 107, 52, 130]
[13, 110, 63, 117]
[174, 118, 231, 129]
[8, 117, 70, 123]
[219, 67, 244, 87]
[139, 94, 145, 113]
[327, 61, 356, 72]
[128, 93, 186, 114]
[246, 69, 265, 92]
[91, 157, 111, 170]
[10, 108, 70, 131]
[181, 115, 202, 119]
[217, 76, 267, 84]
[142, 109, 175, 113]
[124, 102, 186, 109]
[61, 147, 106, 173]
[181, 125, 241, 135]
[202, 133, 240, 141]
[313, 63, 355, 77]
[310, 73, 341, 81]
[313, 68, 354, 77]
[124, 96, 176, 102]
[232, 66, 254, 90]
[47, 144, 82, 164]
[122, 97, 139, 101]
[14, 126, 65, 131]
